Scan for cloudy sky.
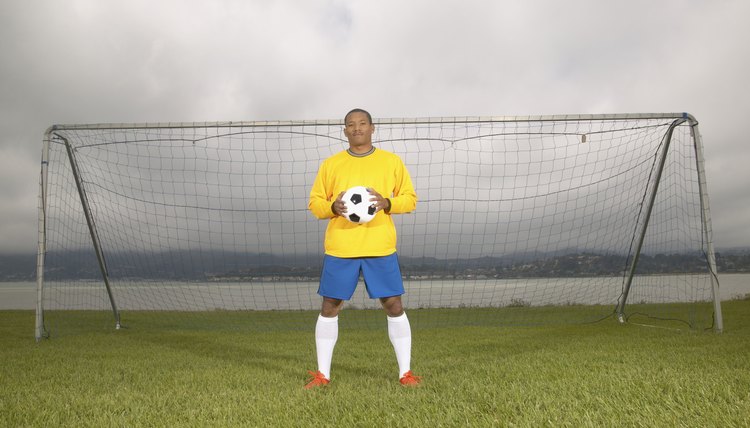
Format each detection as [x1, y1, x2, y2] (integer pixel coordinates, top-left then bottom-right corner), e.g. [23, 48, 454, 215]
[1, 0, 748, 254]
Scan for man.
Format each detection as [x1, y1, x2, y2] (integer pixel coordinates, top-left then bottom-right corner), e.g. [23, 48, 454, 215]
[305, 108, 420, 388]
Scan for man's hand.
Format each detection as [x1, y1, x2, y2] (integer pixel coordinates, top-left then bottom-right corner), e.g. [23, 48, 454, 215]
[366, 188, 391, 213]
[331, 191, 346, 216]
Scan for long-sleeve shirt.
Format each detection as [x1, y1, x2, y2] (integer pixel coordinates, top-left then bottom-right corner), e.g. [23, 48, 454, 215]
[309, 148, 417, 258]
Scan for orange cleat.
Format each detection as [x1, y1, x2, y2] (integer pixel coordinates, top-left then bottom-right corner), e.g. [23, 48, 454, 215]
[304, 370, 330, 389]
[399, 370, 422, 387]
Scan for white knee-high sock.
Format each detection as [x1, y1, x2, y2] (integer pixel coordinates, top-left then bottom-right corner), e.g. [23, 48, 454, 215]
[387, 312, 412, 378]
[315, 314, 338, 380]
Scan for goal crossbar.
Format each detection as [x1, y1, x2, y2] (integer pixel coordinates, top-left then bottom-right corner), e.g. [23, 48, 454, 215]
[45, 113, 694, 132]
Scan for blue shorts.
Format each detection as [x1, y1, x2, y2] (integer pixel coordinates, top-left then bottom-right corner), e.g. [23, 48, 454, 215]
[318, 253, 405, 300]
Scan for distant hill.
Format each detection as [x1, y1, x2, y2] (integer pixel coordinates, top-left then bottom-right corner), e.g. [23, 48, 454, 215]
[716, 247, 750, 256]
[0, 254, 36, 281]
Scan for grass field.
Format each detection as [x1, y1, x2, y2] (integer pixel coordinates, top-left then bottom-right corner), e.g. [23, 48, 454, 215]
[2, 300, 749, 427]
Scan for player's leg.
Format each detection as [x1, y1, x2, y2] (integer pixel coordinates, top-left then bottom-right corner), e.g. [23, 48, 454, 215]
[312, 297, 341, 383]
[363, 254, 421, 385]
[380, 295, 416, 381]
[306, 256, 360, 388]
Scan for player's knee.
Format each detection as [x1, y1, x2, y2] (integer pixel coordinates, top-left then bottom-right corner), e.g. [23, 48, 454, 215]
[321, 298, 343, 317]
[381, 297, 403, 317]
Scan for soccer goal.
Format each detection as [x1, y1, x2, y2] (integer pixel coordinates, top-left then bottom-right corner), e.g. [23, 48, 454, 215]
[35, 113, 722, 339]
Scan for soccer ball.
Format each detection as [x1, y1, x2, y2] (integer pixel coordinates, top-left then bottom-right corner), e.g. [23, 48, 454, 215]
[341, 186, 377, 224]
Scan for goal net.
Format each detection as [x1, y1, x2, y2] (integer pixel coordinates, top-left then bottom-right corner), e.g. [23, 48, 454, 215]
[35, 114, 722, 339]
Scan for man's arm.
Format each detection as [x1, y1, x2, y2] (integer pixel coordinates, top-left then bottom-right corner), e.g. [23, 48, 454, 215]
[386, 159, 417, 214]
[309, 163, 336, 219]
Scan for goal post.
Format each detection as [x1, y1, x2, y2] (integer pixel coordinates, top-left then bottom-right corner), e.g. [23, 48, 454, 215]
[689, 115, 722, 332]
[35, 113, 723, 339]
[614, 115, 722, 332]
[35, 129, 50, 341]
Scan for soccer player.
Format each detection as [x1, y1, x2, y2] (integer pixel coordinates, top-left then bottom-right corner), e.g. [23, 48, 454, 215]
[305, 108, 421, 388]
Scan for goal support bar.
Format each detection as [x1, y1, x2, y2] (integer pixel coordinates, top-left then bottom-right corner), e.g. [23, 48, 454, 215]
[616, 118, 681, 323]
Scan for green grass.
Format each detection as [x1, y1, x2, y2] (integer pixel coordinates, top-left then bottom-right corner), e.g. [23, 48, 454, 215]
[2, 301, 750, 427]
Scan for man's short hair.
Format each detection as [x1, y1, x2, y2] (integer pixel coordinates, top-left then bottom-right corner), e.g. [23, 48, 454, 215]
[344, 108, 372, 125]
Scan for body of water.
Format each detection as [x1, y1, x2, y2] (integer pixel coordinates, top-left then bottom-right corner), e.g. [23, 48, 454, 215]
[2, 274, 748, 311]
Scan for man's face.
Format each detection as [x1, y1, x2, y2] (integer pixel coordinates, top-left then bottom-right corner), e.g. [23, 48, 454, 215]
[343, 112, 374, 148]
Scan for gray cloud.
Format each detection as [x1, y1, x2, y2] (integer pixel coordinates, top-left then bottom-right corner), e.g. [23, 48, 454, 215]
[1, 0, 749, 253]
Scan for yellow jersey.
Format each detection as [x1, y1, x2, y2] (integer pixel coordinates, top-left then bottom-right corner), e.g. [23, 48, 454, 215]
[309, 148, 417, 258]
